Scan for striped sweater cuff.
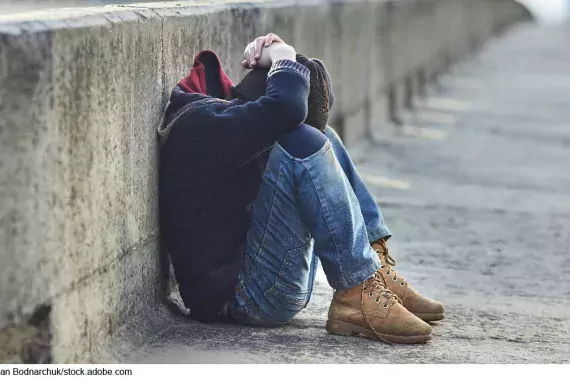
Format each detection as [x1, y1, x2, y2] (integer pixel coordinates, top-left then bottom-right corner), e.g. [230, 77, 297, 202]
[269, 59, 310, 82]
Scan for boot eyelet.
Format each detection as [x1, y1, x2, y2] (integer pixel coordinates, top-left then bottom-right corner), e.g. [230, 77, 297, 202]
[383, 304, 389, 309]
[363, 286, 367, 291]
[392, 276, 397, 281]
[368, 292, 373, 297]
[400, 282, 405, 286]
[386, 271, 390, 275]
[375, 297, 380, 303]
[380, 265, 384, 269]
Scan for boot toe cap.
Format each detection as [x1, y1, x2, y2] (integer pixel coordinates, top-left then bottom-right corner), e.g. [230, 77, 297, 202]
[408, 317, 432, 337]
[427, 300, 445, 315]
[403, 286, 445, 314]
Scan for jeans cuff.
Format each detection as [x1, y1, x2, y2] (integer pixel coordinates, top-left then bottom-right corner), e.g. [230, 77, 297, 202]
[367, 225, 392, 243]
[331, 247, 383, 290]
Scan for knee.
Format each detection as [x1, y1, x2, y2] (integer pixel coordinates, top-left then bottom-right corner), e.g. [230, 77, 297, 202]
[277, 124, 328, 159]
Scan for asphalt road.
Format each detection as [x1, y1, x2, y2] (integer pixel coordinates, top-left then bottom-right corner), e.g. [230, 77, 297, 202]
[110, 23, 570, 364]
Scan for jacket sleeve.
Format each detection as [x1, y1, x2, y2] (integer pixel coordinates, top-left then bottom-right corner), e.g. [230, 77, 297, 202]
[197, 59, 311, 167]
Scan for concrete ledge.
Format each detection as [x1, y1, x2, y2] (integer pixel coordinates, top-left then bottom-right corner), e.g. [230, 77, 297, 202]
[0, 0, 532, 363]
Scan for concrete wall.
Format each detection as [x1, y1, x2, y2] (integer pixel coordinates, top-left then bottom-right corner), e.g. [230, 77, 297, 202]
[0, 0, 532, 363]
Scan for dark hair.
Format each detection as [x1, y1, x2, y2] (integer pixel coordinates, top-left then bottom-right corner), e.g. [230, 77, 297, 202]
[295, 54, 332, 133]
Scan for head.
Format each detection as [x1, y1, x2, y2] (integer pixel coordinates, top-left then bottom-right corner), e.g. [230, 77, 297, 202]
[230, 54, 333, 133]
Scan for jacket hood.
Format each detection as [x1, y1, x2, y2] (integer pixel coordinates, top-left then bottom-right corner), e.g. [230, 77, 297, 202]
[158, 51, 235, 145]
[177, 50, 235, 98]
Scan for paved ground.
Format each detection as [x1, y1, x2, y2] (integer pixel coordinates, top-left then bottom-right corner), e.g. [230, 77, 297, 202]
[113, 23, 570, 364]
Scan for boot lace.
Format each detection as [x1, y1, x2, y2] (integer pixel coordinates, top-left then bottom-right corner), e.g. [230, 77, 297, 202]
[363, 271, 402, 306]
[361, 272, 401, 345]
[374, 239, 406, 286]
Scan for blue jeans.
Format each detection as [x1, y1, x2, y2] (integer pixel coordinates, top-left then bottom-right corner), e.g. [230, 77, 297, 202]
[228, 125, 392, 327]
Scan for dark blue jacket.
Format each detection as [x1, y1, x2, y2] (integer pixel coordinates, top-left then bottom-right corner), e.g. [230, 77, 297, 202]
[158, 51, 310, 321]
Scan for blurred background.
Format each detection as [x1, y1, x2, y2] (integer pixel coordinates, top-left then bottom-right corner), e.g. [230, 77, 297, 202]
[519, 0, 569, 24]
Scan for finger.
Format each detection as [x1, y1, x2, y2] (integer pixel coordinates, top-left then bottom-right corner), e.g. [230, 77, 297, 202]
[248, 43, 257, 67]
[265, 33, 282, 47]
[244, 42, 256, 66]
[264, 33, 275, 47]
[242, 60, 249, 68]
[254, 37, 265, 59]
[243, 43, 251, 62]
[266, 33, 283, 46]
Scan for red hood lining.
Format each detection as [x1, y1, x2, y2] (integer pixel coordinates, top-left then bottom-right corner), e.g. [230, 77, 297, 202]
[177, 50, 235, 99]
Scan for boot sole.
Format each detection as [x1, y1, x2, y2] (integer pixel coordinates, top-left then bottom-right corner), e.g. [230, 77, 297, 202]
[326, 319, 432, 344]
[414, 313, 445, 322]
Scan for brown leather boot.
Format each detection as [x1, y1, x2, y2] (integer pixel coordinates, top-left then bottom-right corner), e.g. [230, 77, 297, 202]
[326, 271, 432, 344]
[371, 239, 445, 322]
